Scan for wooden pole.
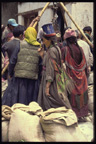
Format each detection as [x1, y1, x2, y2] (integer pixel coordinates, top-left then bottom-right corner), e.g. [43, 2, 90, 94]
[33, 2, 51, 28]
[59, 2, 93, 48]
[2, 61, 9, 76]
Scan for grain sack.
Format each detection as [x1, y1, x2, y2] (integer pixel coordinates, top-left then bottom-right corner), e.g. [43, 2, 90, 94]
[9, 109, 45, 142]
[40, 107, 87, 142]
[2, 105, 13, 142]
[88, 85, 94, 113]
[11, 101, 43, 116]
[2, 120, 9, 142]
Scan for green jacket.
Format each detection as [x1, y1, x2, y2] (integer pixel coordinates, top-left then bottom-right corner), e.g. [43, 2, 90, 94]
[14, 40, 40, 80]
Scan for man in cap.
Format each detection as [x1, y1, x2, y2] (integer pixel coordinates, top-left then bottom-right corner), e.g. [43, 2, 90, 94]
[2, 18, 18, 45]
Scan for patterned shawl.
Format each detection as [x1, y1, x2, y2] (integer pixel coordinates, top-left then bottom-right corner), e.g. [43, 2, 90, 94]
[64, 45, 88, 109]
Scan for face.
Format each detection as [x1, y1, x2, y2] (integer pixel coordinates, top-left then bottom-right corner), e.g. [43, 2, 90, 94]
[9, 25, 15, 31]
[42, 37, 51, 48]
[68, 36, 76, 44]
[85, 31, 91, 36]
[18, 33, 24, 40]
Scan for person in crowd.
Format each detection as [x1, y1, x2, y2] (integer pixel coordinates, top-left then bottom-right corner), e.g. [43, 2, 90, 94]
[2, 17, 42, 106]
[77, 30, 93, 81]
[1, 24, 5, 38]
[62, 27, 72, 47]
[37, 23, 71, 111]
[61, 29, 89, 121]
[81, 32, 94, 71]
[83, 26, 93, 54]
[2, 25, 26, 59]
[83, 26, 92, 42]
[2, 25, 26, 81]
[2, 18, 18, 45]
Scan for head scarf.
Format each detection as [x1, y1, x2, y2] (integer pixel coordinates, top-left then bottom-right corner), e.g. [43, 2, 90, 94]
[24, 27, 41, 46]
[64, 29, 76, 40]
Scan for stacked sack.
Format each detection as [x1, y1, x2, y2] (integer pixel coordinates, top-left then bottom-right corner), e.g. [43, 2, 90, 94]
[40, 107, 88, 142]
[2, 105, 13, 142]
[2, 102, 45, 142]
[2, 102, 91, 142]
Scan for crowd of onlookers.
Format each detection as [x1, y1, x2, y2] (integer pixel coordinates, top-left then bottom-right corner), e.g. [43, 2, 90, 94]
[1, 17, 94, 122]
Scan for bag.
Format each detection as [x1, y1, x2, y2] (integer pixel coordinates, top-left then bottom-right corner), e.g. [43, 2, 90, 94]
[40, 107, 87, 142]
[9, 109, 45, 142]
[2, 121, 9, 142]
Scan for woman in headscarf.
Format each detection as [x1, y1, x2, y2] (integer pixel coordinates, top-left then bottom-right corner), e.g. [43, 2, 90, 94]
[61, 29, 88, 121]
[37, 23, 71, 111]
[2, 17, 42, 106]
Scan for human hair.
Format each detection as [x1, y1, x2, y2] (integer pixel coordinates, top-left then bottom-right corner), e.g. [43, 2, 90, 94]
[66, 36, 81, 49]
[13, 25, 26, 37]
[83, 26, 92, 33]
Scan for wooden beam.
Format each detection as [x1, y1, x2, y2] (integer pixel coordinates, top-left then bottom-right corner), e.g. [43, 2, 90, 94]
[59, 2, 93, 48]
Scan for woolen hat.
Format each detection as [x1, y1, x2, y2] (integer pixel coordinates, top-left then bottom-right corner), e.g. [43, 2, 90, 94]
[7, 19, 18, 27]
[42, 23, 56, 37]
[64, 29, 76, 40]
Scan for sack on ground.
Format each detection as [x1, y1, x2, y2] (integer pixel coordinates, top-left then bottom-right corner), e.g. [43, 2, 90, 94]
[11, 101, 43, 116]
[40, 107, 87, 142]
[2, 120, 9, 142]
[8, 109, 45, 142]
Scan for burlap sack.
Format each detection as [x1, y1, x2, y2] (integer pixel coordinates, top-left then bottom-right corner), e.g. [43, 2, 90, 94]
[9, 109, 45, 142]
[2, 120, 9, 142]
[40, 107, 87, 142]
[88, 85, 94, 113]
[11, 101, 43, 116]
[2, 80, 8, 97]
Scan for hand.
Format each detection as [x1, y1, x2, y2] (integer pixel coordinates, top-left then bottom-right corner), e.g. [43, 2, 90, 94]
[45, 87, 51, 96]
[87, 66, 91, 74]
[38, 47, 44, 58]
[8, 75, 12, 80]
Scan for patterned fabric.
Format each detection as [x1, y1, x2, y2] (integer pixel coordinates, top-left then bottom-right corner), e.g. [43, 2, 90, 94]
[50, 58, 75, 100]
[64, 45, 88, 110]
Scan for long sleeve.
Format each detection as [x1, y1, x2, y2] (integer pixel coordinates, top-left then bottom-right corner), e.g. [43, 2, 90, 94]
[88, 49, 93, 67]
[45, 46, 60, 82]
[9, 44, 20, 77]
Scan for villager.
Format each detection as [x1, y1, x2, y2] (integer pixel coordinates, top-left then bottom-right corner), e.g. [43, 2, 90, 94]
[83, 26, 93, 54]
[77, 30, 93, 84]
[81, 32, 94, 71]
[37, 23, 71, 111]
[61, 29, 89, 120]
[83, 26, 92, 41]
[63, 27, 72, 47]
[2, 25, 26, 81]
[2, 17, 42, 106]
[2, 25, 26, 60]
[2, 19, 18, 45]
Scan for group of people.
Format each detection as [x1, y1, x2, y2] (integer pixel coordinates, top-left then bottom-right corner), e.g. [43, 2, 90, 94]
[1, 16, 93, 122]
